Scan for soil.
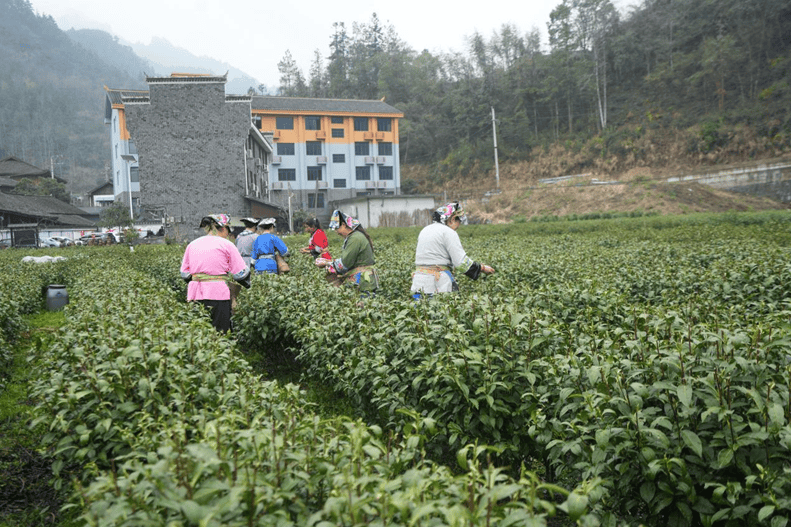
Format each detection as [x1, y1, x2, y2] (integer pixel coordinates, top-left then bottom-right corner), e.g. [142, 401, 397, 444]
[403, 159, 791, 224]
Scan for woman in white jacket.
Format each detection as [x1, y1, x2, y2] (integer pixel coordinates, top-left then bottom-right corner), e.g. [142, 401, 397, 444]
[410, 202, 494, 299]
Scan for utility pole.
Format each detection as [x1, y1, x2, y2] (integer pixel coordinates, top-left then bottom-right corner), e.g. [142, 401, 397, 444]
[491, 107, 500, 190]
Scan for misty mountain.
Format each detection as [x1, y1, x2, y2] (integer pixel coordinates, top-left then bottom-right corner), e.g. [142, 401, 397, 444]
[67, 28, 151, 85]
[0, 0, 146, 194]
[125, 37, 265, 95]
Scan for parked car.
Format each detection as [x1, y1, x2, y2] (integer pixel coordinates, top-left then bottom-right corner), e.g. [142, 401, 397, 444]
[76, 232, 120, 246]
[50, 236, 74, 247]
[39, 237, 64, 248]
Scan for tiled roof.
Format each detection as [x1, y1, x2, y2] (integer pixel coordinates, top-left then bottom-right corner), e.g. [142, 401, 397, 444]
[87, 181, 114, 195]
[105, 88, 149, 105]
[0, 192, 95, 227]
[250, 96, 403, 116]
[0, 155, 50, 178]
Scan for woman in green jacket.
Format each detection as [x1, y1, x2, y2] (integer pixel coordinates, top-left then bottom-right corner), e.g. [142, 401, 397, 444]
[315, 209, 378, 294]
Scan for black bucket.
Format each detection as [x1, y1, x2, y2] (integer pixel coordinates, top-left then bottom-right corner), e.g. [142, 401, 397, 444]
[45, 285, 69, 311]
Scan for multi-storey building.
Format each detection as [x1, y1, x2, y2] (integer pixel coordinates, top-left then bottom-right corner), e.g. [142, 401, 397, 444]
[104, 87, 146, 214]
[250, 97, 403, 221]
[104, 74, 404, 232]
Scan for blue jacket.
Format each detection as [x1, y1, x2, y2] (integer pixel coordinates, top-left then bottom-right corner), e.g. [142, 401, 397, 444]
[252, 233, 288, 273]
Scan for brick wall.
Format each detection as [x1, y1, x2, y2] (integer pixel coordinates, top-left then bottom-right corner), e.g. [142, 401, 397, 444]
[124, 81, 252, 230]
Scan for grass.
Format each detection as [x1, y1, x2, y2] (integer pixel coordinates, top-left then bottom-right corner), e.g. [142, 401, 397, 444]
[0, 310, 78, 527]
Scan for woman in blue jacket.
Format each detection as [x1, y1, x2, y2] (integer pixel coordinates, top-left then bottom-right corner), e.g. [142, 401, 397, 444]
[251, 218, 289, 274]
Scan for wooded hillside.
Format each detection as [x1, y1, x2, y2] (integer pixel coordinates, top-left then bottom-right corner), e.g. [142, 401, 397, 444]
[1, 0, 789, 200]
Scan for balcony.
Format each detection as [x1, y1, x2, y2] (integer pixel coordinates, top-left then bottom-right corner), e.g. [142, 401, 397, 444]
[316, 181, 329, 188]
[271, 156, 282, 164]
[316, 156, 328, 164]
[363, 132, 374, 140]
[314, 130, 326, 140]
[364, 156, 375, 164]
[376, 156, 386, 164]
[375, 132, 385, 140]
[377, 181, 387, 188]
[271, 182, 285, 190]
[365, 181, 377, 188]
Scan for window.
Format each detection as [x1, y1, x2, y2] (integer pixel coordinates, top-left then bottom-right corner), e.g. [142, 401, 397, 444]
[307, 166, 323, 181]
[130, 167, 140, 183]
[378, 142, 392, 156]
[356, 166, 371, 180]
[253, 116, 262, 129]
[333, 178, 347, 188]
[354, 117, 368, 131]
[331, 128, 344, 138]
[377, 118, 392, 132]
[278, 168, 296, 181]
[277, 143, 295, 155]
[355, 142, 369, 156]
[332, 154, 345, 163]
[379, 166, 393, 180]
[305, 116, 321, 130]
[276, 116, 294, 129]
[115, 144, 118, 159]
[331, 116, 344, 124]
[308, 193, 325, 208]
[306, 141, 322, 155]
[356, 191, 372, 197]
[129, 141, 138, 155]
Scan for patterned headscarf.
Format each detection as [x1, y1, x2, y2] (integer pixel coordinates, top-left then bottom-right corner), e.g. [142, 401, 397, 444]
[258, 217, 277, 227]
[200, 214, 231, 229]
[241, 217, 259, 227]
[434, 202, 467, 225]
[328, 210, 361, 231]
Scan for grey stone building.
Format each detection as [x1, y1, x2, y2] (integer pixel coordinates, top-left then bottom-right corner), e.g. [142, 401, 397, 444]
[120, 74, 272, 231]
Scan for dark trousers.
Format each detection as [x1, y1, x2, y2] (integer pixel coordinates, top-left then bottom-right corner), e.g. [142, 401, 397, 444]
[198, 299, 232, 332]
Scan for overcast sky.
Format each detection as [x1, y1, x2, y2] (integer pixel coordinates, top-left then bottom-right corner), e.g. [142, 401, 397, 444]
[28, 0, 637, 88]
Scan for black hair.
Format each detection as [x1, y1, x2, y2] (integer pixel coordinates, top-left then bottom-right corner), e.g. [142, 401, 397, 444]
[305, 217, 321, 229]
[355, 225, 375, 254]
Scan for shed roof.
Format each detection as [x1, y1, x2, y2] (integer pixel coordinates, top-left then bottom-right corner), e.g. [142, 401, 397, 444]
[0, 192, 95, 227]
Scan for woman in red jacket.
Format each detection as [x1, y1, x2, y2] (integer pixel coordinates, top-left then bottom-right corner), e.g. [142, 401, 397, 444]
[300, 217, 331, 260]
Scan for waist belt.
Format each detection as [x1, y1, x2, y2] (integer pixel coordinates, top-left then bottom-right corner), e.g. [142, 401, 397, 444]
[192, 273, 231, 283]
[256, 254, 275, 259]
[340, 265, 376, 285]
[413, 265, 451, 280]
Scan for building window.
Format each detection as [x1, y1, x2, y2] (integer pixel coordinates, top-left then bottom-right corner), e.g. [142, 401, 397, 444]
[356, 191, 372, 197]
[276, 116, 294, 129]
[306, 141, 322, 155]
[355, 142, 369, 156]
[331, 116, 344, 124]
[115, 144, 118, 159]
[379, 166, 393, 180]
[354, 117, 368, 131]
[378, 142, 392, 156]
[356, 166, 371, 180]
[253, 116, 262, 129]
[331, 128, 344, 138]
[277, 143, 295, 155]
[278, 168, 296, 181]
[333, 178, 347, 188]
[130, 167, 140, 183]
[305, 116, 321, 130]
[129, 141, 138, 155]
[308, 193, 325, 208]
[307, 166, 323, 181]
[332, 154, 345, 163]
[377, 118, 392, 132]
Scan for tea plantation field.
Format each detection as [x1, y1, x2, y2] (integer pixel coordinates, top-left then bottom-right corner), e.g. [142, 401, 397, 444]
[2, 210, 791, 527]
